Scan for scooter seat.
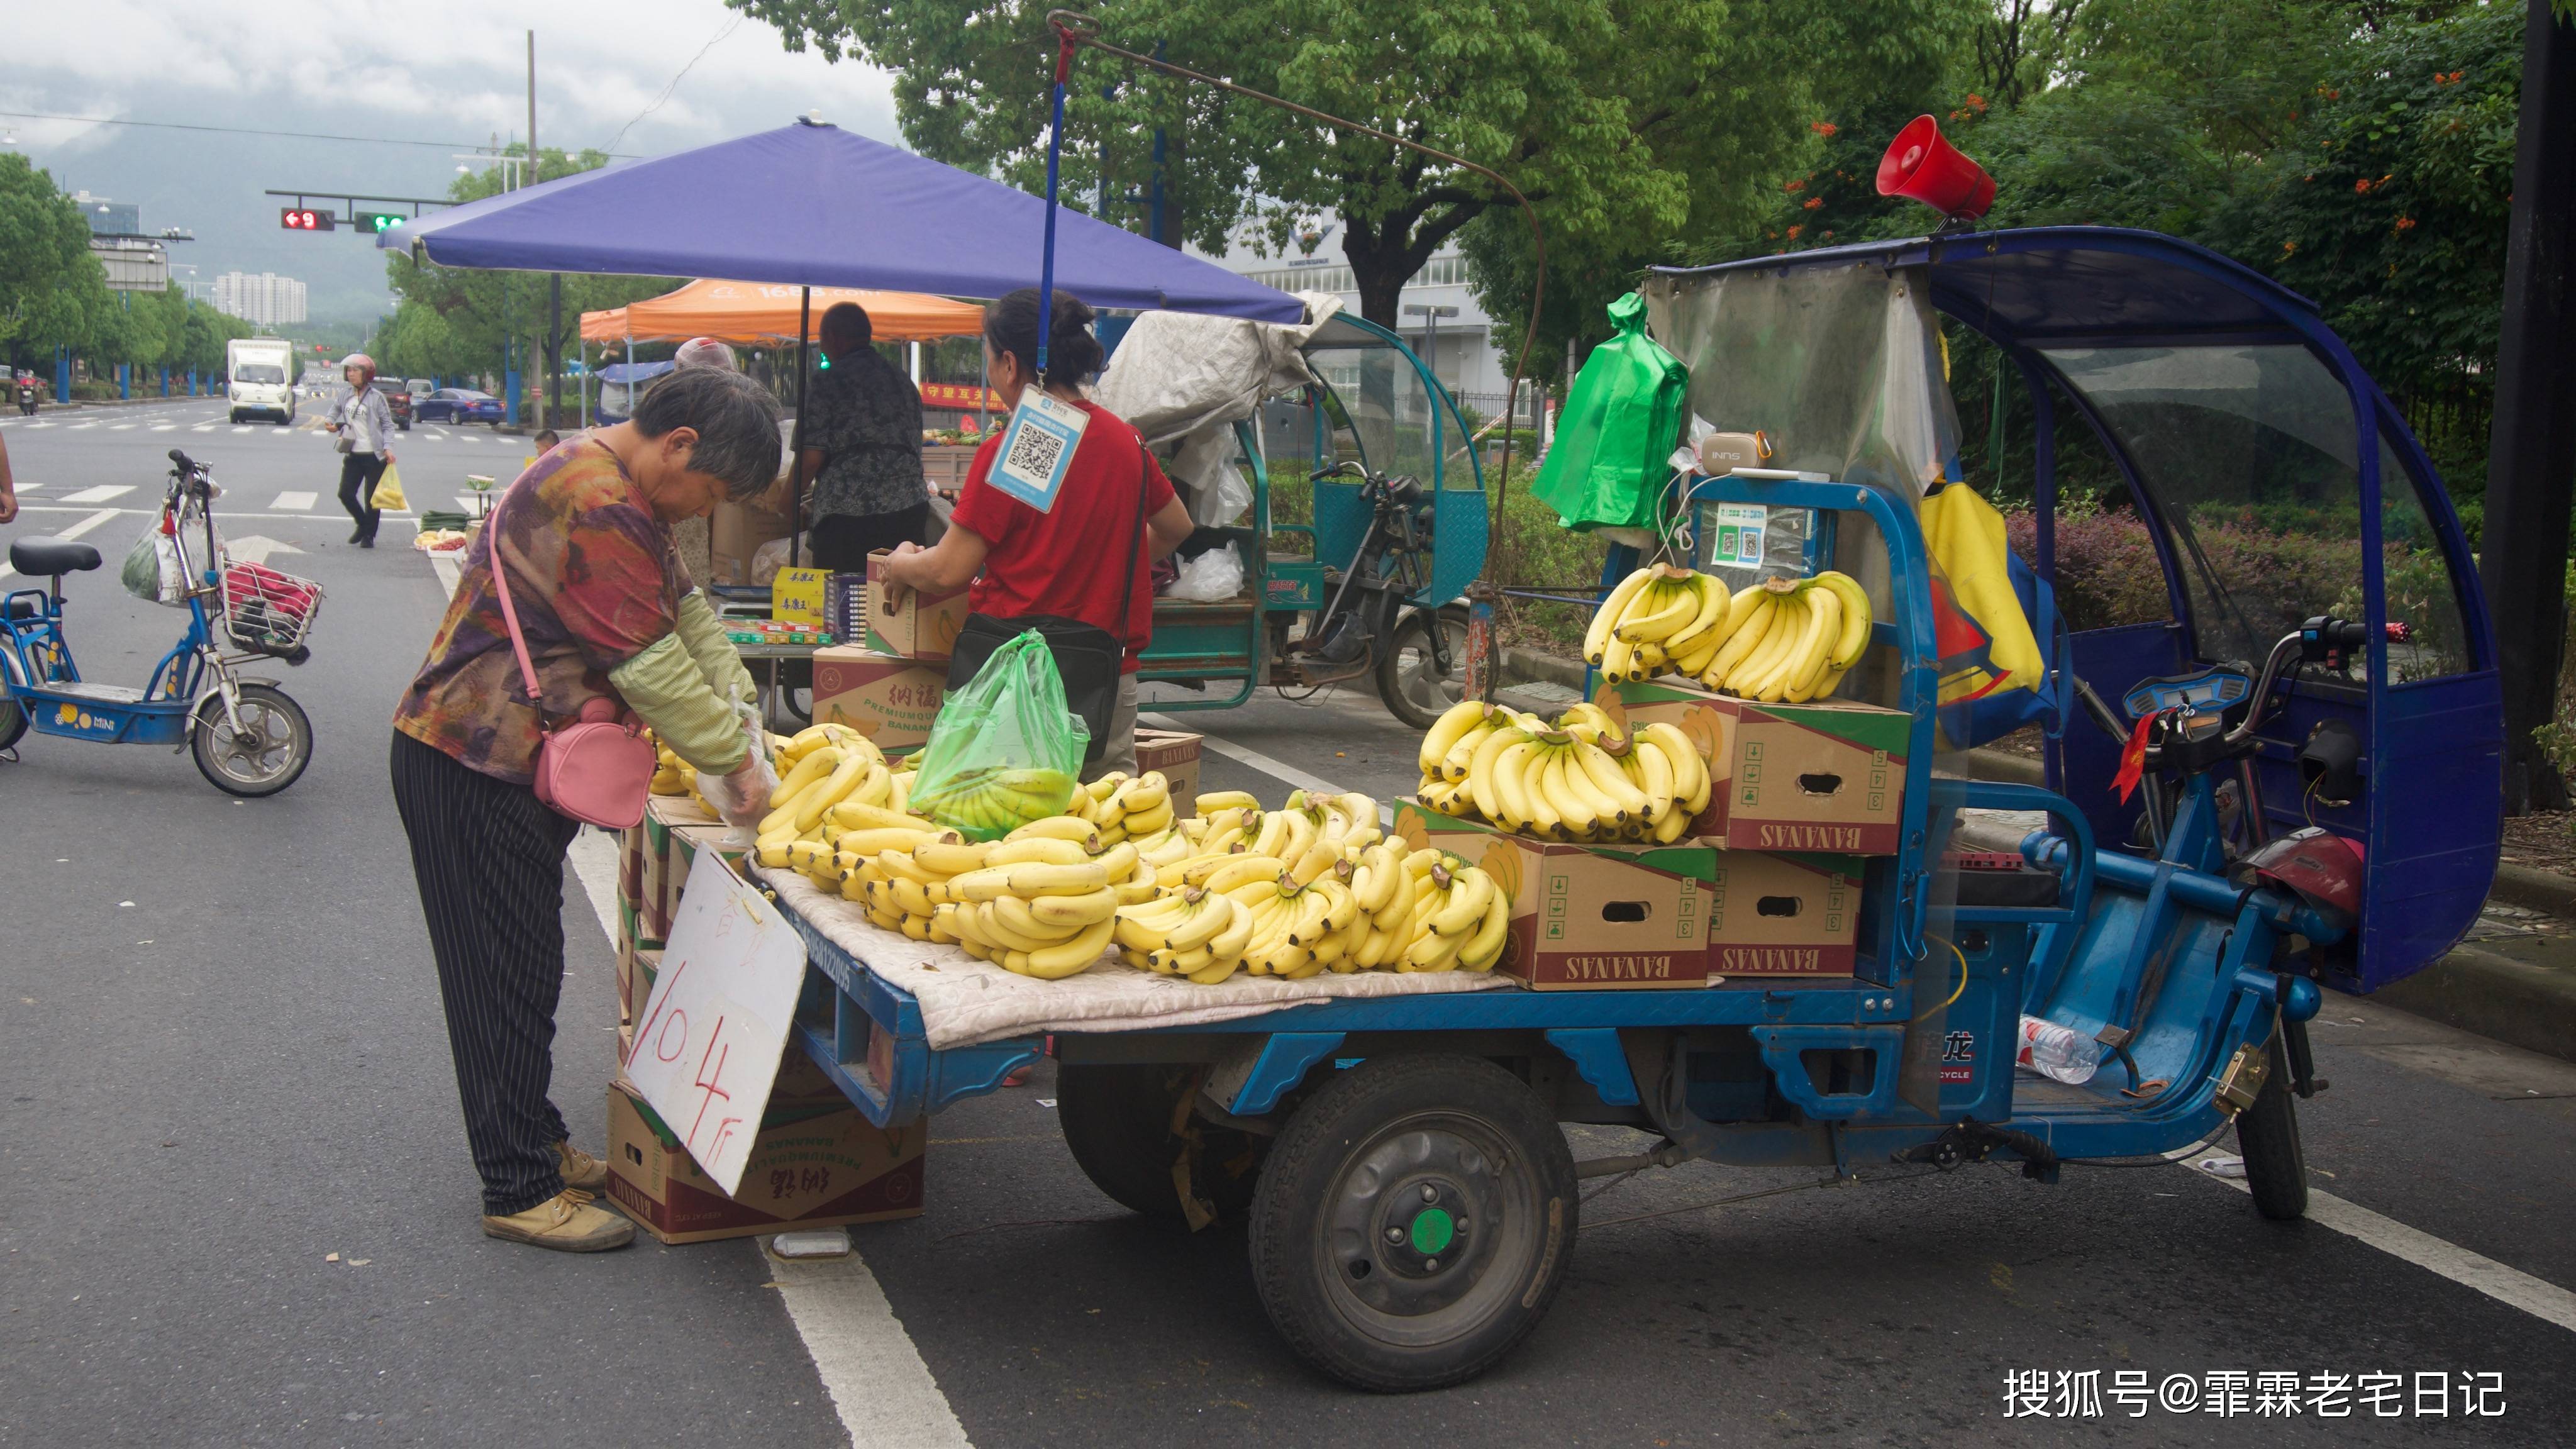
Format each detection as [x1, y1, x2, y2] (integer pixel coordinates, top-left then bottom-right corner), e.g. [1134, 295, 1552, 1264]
[8, 538, 103, 577]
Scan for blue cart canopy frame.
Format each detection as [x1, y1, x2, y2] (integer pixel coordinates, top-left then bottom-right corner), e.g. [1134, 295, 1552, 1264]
[1646, 226, 2499, 995]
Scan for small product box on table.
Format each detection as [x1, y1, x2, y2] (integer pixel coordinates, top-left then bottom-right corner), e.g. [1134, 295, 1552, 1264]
[606, 1078, 924, 1245]
[811, 646, 948, 755]
[863, 549, 970, 661]
[1597, 679, 1909, 855]
[1133, 728, 1202, 814]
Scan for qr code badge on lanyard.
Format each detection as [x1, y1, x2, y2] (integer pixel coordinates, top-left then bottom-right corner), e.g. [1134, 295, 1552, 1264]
[987, 389, 1091, 512]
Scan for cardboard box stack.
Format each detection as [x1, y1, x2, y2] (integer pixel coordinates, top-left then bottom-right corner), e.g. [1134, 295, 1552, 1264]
[863, 549, 969, 662]
[1597, 679, 1909, 854]
[1133, 728, 1203, 814]
[608, 793, 923, 1245]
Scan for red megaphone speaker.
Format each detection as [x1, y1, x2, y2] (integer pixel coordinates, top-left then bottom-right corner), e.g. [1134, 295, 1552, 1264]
[1875, 115, 1996, 222]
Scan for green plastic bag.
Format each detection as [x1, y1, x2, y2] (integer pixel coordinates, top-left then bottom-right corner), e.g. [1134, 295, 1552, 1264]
[908, 630, 1091, 840]
[1530, 292, 1689, 532]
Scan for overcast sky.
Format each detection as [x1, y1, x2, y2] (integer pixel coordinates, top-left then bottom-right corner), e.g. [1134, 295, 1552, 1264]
[5, 1, 903, 321]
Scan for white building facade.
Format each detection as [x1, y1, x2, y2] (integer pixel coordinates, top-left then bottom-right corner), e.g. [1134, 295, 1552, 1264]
[212, 272, 309, 329]
[1209, 233, 1528, 423]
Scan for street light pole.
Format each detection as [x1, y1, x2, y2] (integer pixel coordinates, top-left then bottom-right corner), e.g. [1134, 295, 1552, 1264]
[1403, 302, 1459, 398]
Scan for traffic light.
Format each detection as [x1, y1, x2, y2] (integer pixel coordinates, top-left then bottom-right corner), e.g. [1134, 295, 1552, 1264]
[357, 211, 405, 235]
[280, 208, 336, 231]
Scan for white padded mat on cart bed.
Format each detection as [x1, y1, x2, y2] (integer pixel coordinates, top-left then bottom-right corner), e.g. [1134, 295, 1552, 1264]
[761, 866, 1510, 1050]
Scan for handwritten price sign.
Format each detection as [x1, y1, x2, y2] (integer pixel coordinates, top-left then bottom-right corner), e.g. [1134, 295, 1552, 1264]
[625, 851, 809, 1197]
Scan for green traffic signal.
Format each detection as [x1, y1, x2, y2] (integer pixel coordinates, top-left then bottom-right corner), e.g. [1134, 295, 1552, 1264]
[358, 212, 404, 234]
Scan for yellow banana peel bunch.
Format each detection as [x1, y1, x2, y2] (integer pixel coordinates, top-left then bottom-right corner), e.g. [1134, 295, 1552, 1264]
[1586, 564, 1874, 703]
[1413, 698, 1714, 845]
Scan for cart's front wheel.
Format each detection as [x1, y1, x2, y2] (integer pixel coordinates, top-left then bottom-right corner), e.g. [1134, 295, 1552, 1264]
[2235, 1035, 2307, 1221]
[1376, 604, 1470, 731]
[1057, 1063, 1266, 1221]
[1250, 1054, 1575, 1392]
[191, 684, 312, 797]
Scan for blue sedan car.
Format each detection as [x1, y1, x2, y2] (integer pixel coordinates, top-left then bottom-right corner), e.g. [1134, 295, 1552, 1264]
[415, 388, 504, 425]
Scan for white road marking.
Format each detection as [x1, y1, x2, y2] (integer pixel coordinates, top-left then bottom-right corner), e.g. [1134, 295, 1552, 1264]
[458, 433, 482, 443]
[562, 801, 970, 1448]
[68, 422, 97, 431]
[152, 424, 175, 431]
[0, 508, 121, 581]
[225, 536, 305, 567]
[58, 485, 135, 504]
[231, 425, 252, 434]
[769, 1253, 974, 1449]
[1141, 711, 1352, 801]
[2190, 1164, 2576, 1334]
[23, 421, 53, 430]
[110, 423, 134, 431]
[13, 482, 37, 492]
[270, 491, 318, 511]
[192, 425, 215, 432]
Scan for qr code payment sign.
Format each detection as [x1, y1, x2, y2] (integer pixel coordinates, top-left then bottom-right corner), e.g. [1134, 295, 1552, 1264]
[988, 389, 1091, 512]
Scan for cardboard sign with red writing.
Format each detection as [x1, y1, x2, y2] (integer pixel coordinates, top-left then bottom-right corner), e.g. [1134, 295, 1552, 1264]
[623, 850, 808, 1198]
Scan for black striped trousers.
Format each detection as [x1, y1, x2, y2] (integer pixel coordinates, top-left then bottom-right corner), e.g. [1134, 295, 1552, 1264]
[390, 731, 582, 1215]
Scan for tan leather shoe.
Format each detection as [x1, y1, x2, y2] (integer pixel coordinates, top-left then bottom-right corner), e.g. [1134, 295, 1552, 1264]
[555, 1139, 609, 1191]
[481, 1189, 633, 1252]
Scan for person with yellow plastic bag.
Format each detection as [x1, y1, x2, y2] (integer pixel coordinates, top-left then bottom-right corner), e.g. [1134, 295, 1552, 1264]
[327, 352, 399, 549]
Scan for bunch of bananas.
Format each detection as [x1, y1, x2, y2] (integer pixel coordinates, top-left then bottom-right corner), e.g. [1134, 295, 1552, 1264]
[1113, 800, 1509, 983]
[752, 724, 916, 867]
[648, 740, 698, 797]
[1587, 564, 1874, 702]
[1413, 698, 1713, 844]
[843, 819, 1149, 979]
[909, 762, 1079, 840]
[1063, 770, 1179, 846]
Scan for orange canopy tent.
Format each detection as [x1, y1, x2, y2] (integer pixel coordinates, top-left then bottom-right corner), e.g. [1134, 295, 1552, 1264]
[580, 279, 984, 345]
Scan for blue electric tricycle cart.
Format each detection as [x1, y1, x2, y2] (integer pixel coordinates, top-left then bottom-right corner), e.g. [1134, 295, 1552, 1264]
[771, 228, 2498, 1392]
[1, 448, 320, 796]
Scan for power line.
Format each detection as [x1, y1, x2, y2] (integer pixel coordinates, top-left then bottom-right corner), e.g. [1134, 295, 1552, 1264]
[606, 14, 745, 155]
[0, 110, 637, 157]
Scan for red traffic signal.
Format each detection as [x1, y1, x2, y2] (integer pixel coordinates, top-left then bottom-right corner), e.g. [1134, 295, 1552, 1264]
[279, 208, 336, 232]
[1875, 116, 1996, 221]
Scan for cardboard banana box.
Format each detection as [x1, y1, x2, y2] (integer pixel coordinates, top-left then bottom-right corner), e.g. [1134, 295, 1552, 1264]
[1595, 679, 1908, 855]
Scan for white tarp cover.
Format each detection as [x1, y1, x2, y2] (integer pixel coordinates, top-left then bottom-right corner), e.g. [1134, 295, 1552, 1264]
[1094, 292, 1342, 524]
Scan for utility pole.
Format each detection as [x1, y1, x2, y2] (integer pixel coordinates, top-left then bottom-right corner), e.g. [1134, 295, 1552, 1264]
[2481, 0, 2576, 813]
[529, 28, 548, 430]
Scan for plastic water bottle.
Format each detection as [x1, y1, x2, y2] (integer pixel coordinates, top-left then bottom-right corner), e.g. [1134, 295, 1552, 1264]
[2017, 1016, 2104, 1085]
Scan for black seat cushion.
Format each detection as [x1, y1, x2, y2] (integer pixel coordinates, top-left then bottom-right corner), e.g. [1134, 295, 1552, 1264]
[8, 538, 103, 576]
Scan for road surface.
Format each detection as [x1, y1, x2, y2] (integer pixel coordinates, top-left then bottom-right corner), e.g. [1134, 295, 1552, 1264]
[2, 401, 2569, 1446]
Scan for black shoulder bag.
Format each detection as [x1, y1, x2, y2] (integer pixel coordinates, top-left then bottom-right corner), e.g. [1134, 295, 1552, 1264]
[943, 440, 1149, 767]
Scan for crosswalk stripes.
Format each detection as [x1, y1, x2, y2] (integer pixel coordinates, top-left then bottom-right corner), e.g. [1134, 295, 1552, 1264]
[271, 491, 318, 511]
[58, 485, 135, 504]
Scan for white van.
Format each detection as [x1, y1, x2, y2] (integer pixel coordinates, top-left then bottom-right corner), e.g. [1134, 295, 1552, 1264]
[226, 338, 298, 425]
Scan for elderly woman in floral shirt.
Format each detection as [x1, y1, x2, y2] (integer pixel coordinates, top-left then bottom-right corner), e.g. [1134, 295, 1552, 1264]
[392, 367, 784, 1253]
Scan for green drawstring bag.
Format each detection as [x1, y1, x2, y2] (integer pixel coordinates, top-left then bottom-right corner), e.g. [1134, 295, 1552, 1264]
[1531, 292, 1689, 532]
[908, 629, 1090, 840]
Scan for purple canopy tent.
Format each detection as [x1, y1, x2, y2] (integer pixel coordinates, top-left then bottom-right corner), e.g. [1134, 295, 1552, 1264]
[381, 118, 1301, 563]
[378, 118, 1299, 321]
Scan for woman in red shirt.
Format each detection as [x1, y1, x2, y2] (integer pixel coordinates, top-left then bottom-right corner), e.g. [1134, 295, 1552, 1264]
[884, 289, 1194, 776]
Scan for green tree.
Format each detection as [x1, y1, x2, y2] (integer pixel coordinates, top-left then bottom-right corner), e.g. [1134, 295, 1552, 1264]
[0, 153, 113, 368]
[732, 0, 1772, 330]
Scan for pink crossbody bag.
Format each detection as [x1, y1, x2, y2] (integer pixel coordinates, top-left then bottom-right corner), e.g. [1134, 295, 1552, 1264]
[489, 513, 657, 829]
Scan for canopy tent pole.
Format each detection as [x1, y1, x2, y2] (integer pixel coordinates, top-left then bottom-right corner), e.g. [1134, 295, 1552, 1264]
[979, 349, 990, 435]
[787, 286, 813, 569]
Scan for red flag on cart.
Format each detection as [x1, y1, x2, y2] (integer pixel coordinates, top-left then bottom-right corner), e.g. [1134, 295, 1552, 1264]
[2112, 709, 2170, 803]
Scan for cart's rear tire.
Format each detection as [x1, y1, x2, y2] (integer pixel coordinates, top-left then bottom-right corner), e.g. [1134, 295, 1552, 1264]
[191, 684, 312, 797]
[1057, 1063, 1265, 1221]
[1250, 1054, 1575, 1392]
[2235, 1036, 2307, 1221]
[1376, 604, 1470, 731]
[0, 694, 26, 753]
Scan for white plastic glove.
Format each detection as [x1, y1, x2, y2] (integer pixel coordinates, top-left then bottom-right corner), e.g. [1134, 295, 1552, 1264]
[699, 725, 778, 830]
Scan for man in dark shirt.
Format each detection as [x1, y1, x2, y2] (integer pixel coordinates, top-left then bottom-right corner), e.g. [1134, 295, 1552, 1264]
[800, 302, 928, 570]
